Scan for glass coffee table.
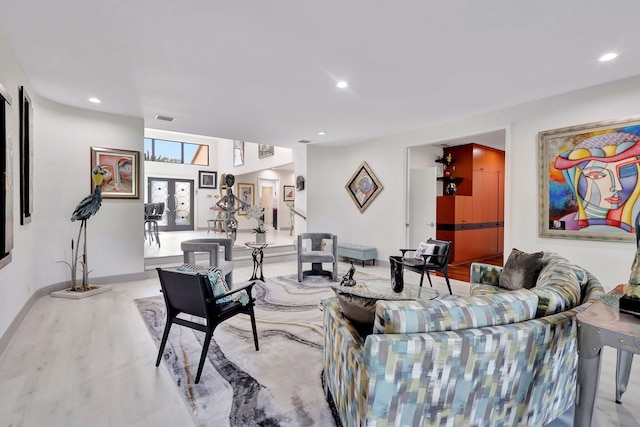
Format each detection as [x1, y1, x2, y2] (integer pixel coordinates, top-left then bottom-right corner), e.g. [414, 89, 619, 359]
[320, 278, 438, 310]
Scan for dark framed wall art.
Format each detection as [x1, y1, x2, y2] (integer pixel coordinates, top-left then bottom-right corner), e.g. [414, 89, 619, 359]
[0, 81, 13, 269]
[198, 170, 217, 189]
[19, 86, 33, 225]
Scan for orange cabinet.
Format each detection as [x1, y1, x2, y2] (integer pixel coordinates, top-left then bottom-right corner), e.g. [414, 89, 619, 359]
[436, 143, 505, 264]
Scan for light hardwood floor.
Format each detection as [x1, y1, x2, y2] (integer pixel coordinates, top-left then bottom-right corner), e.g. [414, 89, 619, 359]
[0, 256, 639, 426]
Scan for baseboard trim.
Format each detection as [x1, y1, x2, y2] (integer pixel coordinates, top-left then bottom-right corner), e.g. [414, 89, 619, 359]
[0, 271, 149, 357]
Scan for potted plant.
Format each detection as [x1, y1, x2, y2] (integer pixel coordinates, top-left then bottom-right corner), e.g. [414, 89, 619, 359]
[247, 205, 268, 244]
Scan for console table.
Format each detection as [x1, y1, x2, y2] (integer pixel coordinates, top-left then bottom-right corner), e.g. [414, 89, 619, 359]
[575, 284, 640, 427]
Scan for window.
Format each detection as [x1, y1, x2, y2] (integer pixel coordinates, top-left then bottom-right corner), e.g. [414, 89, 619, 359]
[144, 137, 209, 166]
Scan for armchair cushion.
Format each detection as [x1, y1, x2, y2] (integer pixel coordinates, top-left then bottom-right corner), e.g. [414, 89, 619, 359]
[331, 286, 410, 327]
[177, 264, 249, 306]
[374, 289, 538, 334]
[531, 253, 581, 317]
[499, 248, 544, 290]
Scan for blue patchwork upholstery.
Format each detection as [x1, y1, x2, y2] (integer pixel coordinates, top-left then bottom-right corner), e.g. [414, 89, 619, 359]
[323, 252, 604, 426]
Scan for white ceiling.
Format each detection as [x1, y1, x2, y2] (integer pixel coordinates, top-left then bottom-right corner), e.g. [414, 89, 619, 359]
[1, 1, 640, 149]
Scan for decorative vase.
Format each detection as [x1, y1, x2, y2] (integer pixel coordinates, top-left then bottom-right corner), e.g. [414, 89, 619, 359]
[255, 233, 267, 244]
[446, 181, 457, 195]
[389, 256, 404, 293]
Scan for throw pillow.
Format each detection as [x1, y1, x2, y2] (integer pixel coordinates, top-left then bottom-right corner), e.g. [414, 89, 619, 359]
[498, 248, 544, 290]
[176, 264, 249, 306]
[331, 285, 411, 327]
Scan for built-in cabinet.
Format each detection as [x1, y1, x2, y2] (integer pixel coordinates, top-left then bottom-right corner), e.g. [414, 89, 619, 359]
[435, 144, 505, 263]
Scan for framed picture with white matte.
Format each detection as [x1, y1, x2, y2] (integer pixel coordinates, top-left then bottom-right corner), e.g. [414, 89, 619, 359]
[198, 170, 217, 189]
[283, 185, 295, 202]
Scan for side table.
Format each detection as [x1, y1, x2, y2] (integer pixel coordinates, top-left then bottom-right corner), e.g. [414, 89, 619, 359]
[207, 219, 225, 234]
[575, 284, 640, 427]
[245, 242, 269, 281]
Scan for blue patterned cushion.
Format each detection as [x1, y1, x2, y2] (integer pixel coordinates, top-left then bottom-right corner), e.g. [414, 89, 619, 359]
[176, 264, 249, 305]
[374, 289, 538, 334]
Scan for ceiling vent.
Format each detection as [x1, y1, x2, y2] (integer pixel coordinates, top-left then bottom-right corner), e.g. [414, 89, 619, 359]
[155, 114, 175, 122]
[298, 139, 312, 144]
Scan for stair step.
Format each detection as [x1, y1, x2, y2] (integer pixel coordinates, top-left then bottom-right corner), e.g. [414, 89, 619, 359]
[144, 244, 297, 271]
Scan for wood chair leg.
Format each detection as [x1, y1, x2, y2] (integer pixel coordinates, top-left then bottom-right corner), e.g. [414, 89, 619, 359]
[249, 306, 259, 351]
[443, 272, 452, 295]
[156, 321, 173, 367]
[195, 329, 214, 384]
[426, 271, 434, 288]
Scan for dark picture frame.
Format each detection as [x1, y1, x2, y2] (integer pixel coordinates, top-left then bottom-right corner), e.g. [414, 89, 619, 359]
[90, 146, 140, 199]
[539, 115, 640, 241]
[0, 81, 13, 270]
[345, 161, 383, 213]
[198, 170, 217, 189]
[19, 86, 33, 225]
[283, 185, 295, 202]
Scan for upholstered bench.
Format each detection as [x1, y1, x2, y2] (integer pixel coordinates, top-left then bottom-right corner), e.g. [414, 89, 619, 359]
[336, 243, 377, 267]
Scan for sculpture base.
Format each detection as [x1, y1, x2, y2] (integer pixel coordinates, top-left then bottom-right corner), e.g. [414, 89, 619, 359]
[619, 294, 640, 318]
[51, 285, 112, 299]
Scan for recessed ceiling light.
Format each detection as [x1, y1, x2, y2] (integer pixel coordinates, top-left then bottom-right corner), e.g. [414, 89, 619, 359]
[599, 52, 618, 62]
[88, 97, 101, 104]
[298, 139, 312, 144]
[318, 131, 326, 135]
[336, 81, 348, 89]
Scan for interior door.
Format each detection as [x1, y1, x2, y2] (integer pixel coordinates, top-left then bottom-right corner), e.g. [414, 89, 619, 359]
[261, 186, 274, 228]
[148, 177, 194, 231]
[409, 167, 437, 248]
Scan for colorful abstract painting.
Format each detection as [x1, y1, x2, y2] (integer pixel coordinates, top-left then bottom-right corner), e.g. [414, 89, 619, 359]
[539, 116, 640, 241]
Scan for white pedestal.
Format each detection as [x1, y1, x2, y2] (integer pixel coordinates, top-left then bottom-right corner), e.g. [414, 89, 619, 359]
[51, 285, 112, 299]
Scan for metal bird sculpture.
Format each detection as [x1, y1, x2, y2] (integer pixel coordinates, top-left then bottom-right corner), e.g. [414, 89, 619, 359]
[69, 166, 107, 291]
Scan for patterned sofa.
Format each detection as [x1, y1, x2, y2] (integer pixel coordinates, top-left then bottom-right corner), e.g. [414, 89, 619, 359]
[322, 252, 604, 426]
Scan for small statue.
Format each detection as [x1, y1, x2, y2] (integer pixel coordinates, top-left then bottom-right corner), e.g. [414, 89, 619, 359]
[340, 261, 356, 287]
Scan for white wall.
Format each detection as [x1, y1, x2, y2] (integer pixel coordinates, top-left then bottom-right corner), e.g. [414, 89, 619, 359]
[0, 28, 145, 341]
[307, 75, 640, 290]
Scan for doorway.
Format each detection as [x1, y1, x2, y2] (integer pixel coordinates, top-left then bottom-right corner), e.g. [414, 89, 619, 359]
[406, 128, 507, 263]
[258, 178, 279, 230]
[148, 177, 195, 231]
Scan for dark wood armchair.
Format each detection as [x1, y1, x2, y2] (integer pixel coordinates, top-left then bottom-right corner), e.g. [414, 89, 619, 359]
[400, 238, 453, 295]
[155, 268, 259, 384]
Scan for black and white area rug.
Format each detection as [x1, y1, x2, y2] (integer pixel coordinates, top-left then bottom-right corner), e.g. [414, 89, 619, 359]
[135, 273, 353, 426]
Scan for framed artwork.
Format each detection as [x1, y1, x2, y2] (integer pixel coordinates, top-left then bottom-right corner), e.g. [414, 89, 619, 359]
[0, 81, 13, 269]
[198, 170, 217, 189]
[237, 182, 254, 215]
[19, 86, 33, 225]
[90, 146, 140, 199]
[539, 115, 640, 241]
[259, 144, 274, 158]
[345, 161, 383, 213]
[233, 140, 245, 166]
[283, 185, 295, 202]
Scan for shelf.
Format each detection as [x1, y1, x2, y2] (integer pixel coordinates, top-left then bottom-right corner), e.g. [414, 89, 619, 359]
[437, 176, 463, 183]
[435, 156, 455, 166]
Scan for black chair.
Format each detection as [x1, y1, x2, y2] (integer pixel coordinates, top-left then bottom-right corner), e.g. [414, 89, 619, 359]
[400, 239, 453, 295]
[144, 202, 165, 247]
[155, 268, 259, 384]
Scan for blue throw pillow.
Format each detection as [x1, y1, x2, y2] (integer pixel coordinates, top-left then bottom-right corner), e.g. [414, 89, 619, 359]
[176, 264, 249, 305]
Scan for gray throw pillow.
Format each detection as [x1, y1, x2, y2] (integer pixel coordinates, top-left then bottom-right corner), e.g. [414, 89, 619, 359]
[499, 248, 544, 290]
[331, 286, 411, 327]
